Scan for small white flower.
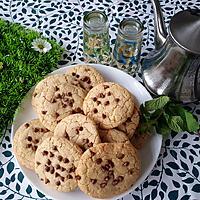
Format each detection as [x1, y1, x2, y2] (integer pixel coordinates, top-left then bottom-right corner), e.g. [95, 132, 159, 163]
[31, 38, 52, 53]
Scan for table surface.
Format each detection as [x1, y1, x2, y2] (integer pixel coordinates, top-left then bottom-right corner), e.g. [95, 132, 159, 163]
[1, 0, 200, 199]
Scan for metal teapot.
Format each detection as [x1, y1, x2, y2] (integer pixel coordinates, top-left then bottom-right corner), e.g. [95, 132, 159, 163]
[142, 0, 200, 103]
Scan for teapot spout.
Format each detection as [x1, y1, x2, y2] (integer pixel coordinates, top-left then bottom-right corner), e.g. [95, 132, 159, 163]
[151, 0, 168, 49]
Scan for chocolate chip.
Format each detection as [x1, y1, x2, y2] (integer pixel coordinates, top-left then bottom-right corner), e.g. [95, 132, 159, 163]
[33, 93, 37, 97]
[103, 85, 109, 89]
[87, 142, 93, 148]
[61, 167, 65, 172]
[42, 110, 47, 115]
[93, 97, 97, 102]
[60, 176, 65, 182]
[72, 72, 76, 76]
[40, 178, 44, 181]
[104, 176, 110, 182]
[79, 126, 83, 131]
[107, 160, 114, 168]
[36, 161, 41, 166]
[56, 181, 61, 186]
[104, 101, 110, 106]
[112, 179, 119, 186]
[83, 138, 89, 144]
[128, 169, 134, 175]
[55, 86, 59, 91]
[51, 99, 57, 103]
[76, 128, 79, 134]
[26, 143, 32, 148]
[107, 91, 111, 96]
[55, 172, 60, 178]
[49, 152, 54, 157]
[47, 159, 51, 165]
[63, 158, 69, 163]
[57, 155, 63, 162]
[76, 74, 80, 78]
[99, 93, 105, 98]
[34, 128, 39, 132]
[96, 158, 102, 164]
[33, 139, 39, 144]
[24, 123, 30, 128]
[123, 161, 129, 167]
[53, 146, 58, 151]
[93, 108, 98, 113]
[75, 175, 81, 180]
[127, 117, 132, 122]
[45, 178, 50, 184]
[32, 145, 37, 151]
[117, 176, 124, 182]
[55, 112, 59, 118]
[116, 153, 125, 159]
[64, 132, 70, 140]
[90, 150, 96, 157]
[68, 166, 76, 173]
[55, 93, 62, 99]
[62, 104, 67, 108]
[43, 151, 48, 156]
[69, 99, 74, 107]
[122, 122, 126, 126]
[67, 92, 72, 96]
[115, 98, 120, 103]
[45, 165, 50, 172]
[87, 79, 91, 84]
[55, 164, 60, 170]
[104, 164, 110, 170]
[82, 76, 89, 82]
[91, 179, 97, 184]
[100, 182, 107, 188]
[102, 114, 106, 119]
[97, 101, 101, 105]
[76, 107, 84, 114]
[27, 136, 32, 141]
[67, 174, 73, 179]
[89, 86, 93, 89]
[50, 167, 55, 174]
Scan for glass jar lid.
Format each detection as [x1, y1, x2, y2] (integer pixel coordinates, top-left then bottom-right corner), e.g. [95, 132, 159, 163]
[118, 18, 143, 40]
[83, 11, 108, 32]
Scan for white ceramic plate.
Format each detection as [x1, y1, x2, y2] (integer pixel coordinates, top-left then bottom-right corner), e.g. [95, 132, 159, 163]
[11, 64, 162, 200]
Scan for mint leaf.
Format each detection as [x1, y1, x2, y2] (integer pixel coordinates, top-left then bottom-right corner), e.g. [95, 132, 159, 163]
[145, 96, 170, 111]
[167, 116, 184, 133]
[184, 111, 199, 132]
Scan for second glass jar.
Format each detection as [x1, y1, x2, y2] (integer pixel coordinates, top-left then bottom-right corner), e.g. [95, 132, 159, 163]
[112, 18, 143, 75]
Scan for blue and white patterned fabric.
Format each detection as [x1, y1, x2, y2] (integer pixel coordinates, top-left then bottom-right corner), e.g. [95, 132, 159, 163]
[0, 0, 200, 199]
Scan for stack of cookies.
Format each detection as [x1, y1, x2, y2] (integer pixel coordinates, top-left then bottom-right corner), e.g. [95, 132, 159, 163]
[13, 64, 148, 199]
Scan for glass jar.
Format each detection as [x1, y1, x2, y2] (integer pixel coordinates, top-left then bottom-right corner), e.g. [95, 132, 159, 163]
[83, 11, 110, 64]
[112, 18, 143, 75]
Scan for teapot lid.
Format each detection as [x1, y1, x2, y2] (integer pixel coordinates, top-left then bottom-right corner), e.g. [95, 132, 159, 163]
[169, 9, 200, 55]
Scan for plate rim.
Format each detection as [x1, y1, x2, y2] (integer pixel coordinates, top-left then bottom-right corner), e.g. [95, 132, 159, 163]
[11, 63, 163, 200]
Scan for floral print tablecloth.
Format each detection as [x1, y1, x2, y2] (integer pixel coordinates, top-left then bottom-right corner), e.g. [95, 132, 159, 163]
[1, 0, 200, 199]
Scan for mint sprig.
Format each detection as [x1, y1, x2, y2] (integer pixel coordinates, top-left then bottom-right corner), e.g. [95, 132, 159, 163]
[138, 96, 199, 137]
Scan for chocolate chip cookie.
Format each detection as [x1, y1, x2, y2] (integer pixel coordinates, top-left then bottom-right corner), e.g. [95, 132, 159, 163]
[54, 114, 101, 151]
[99, 129, 129, 143]
[83, 82, 135, 129]
[76, 143, 141, 198]
[32, 75, 87, 131]
[13, 119, 53, 170]
[35, 136, 82, 192]
[32, 74, 80, 111]
[117, 107, 140, 139]
[66, 65, 104, 92]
